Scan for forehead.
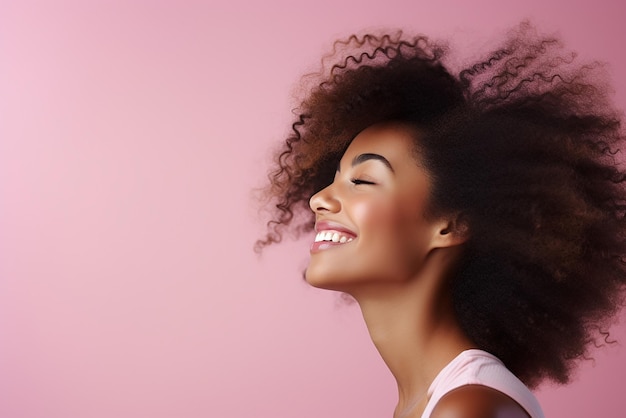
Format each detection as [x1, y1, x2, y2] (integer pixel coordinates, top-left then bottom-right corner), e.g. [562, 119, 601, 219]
[342, 123, 420, 164]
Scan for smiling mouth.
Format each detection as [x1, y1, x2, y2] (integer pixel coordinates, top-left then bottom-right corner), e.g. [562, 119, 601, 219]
[314, 230, 355, 244]
[311, 230, 356, 253]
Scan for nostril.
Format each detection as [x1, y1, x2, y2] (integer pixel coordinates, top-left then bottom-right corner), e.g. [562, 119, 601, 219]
[309, 184, 340, 213]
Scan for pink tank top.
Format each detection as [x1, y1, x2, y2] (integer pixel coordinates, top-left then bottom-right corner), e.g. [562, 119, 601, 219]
[421, 349, 545, 418]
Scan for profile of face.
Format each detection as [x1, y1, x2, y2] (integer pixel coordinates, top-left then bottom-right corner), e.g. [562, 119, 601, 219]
[306, 123, 456, 294]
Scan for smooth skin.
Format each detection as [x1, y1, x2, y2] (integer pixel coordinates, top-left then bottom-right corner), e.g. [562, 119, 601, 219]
[308, 123, 530, 418]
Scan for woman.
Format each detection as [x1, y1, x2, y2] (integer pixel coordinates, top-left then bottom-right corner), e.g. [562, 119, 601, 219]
[258, 24, 626, 418]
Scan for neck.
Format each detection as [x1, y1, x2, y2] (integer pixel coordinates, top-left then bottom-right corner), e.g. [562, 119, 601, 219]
[350, 249, 475, 418]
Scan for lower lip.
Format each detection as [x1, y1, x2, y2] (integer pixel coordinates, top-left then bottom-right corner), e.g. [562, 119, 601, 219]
[310, 240, 354, 253]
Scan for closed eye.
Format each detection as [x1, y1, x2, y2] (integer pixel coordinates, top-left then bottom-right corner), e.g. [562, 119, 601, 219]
[351, 178, 376, 185]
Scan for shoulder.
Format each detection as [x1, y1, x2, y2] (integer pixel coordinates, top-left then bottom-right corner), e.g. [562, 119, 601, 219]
[429, 385, 531, 418]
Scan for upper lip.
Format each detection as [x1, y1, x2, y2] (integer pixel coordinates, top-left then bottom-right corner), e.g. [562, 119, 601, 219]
[314, 220, 357, 237]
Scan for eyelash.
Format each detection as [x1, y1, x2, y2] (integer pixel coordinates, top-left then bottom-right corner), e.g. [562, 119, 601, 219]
[351, 178, 376, 185]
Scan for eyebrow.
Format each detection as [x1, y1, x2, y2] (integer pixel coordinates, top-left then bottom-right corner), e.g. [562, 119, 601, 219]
[336, 153, 395, 173]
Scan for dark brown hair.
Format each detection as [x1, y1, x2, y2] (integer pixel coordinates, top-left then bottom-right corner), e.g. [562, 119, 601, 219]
[258, 24, 626, 388]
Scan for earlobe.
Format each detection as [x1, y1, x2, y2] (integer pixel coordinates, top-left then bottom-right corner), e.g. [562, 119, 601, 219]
[434, 215, 469, 248]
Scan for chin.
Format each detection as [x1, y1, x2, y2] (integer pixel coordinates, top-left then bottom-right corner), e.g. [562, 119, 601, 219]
[305, 265, 337, 289]
[304, 265, 360, 293]
[304, 268, 332, 289]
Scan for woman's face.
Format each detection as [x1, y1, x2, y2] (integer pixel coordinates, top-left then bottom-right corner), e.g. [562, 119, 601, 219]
[306, 123, 447, 293]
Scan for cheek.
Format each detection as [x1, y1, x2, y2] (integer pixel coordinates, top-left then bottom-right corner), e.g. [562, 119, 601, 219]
[352, 198, 417, 255]
[356, 196, 431, 267]
[352, 196, 412, 232]
[352, 197, 401, 226]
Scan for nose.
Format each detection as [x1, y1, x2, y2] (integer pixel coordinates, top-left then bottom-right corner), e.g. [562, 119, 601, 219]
[309, 183, 341, 214]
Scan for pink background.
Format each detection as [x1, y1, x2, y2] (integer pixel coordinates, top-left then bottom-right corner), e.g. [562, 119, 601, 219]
[1, 1, 625, 417]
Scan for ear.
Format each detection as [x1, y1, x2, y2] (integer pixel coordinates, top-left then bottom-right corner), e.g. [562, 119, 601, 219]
[431, 213, 469, 249]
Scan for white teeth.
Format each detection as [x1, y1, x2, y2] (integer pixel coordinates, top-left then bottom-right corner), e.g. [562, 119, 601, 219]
[314, 231, 354, 243]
